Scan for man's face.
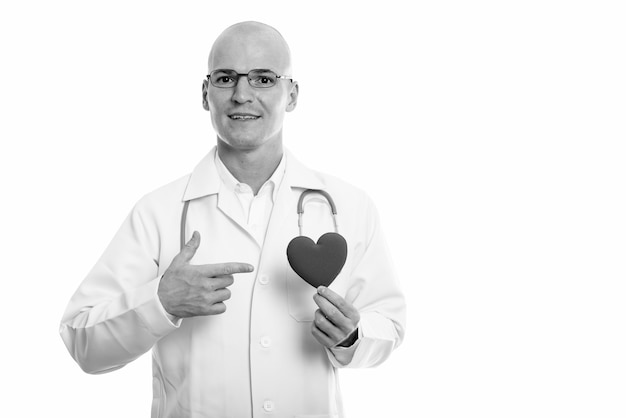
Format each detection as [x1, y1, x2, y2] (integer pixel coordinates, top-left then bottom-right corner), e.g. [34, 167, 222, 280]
[203, 30, 298, 150]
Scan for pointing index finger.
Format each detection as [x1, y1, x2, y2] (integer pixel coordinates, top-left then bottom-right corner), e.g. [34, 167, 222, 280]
[199, 262, 255, 277]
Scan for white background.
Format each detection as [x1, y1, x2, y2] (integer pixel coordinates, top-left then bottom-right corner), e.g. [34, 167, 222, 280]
[1, 1, 625, 417]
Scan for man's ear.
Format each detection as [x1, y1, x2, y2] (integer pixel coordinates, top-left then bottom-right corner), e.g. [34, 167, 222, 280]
[202, 79, 210, 111]
[286, 82, 299, 112]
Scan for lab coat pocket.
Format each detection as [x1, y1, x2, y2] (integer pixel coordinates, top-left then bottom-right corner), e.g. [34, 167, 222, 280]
[286, 266, 318, 322]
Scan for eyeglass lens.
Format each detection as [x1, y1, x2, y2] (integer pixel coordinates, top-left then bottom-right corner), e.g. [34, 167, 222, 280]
[210, 70, 278, 88]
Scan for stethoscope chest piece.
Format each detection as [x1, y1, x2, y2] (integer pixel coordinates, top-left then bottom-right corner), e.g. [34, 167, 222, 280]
[286, 189, 347, 288]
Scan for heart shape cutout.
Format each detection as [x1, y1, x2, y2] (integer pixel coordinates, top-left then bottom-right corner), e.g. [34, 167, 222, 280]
[286, 232, 348, 288]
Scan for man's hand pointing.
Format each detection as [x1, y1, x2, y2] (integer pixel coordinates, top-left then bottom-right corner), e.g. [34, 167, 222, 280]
[157, 231, 254, 318]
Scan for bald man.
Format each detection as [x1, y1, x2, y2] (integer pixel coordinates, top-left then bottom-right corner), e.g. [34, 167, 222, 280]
[60, 22, 406, 418]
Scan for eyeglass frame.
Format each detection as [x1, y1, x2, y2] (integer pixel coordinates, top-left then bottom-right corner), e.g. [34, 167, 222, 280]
[206, 68, 295, 89]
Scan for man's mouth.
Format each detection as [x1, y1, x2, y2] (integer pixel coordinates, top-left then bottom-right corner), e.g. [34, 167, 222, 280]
[229, 113, 260, 121]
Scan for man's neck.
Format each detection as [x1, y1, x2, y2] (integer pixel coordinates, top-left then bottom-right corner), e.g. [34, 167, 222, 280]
[216, 138, 283, 195]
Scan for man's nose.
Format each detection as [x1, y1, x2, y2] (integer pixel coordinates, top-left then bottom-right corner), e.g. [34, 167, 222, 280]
[231, 75, 255, 103]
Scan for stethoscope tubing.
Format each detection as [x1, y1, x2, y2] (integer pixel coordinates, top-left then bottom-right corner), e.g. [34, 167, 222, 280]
[296, 189, 340, 236]
[180, 200, 191, 251]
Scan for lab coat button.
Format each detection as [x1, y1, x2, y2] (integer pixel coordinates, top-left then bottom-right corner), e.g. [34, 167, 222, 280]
[259, 274, 269, 285]
[260, 336, 272, 348]
[263, 400, 275, 412]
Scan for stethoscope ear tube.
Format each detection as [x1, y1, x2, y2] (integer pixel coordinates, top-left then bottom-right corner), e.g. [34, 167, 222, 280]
[297, 189, 337, 214]
[180, 200, 191, 251]
[296, 189, 340, 236]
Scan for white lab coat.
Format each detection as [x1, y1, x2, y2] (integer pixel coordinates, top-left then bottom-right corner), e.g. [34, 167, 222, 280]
[60, 147, 406, 418]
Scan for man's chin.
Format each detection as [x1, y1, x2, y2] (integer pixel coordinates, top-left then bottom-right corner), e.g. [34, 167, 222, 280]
[217, 136, 266, 151]
[216, 128, 283, 152]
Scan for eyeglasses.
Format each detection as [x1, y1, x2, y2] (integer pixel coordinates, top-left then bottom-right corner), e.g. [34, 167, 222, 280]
[207, 69, 294, 89]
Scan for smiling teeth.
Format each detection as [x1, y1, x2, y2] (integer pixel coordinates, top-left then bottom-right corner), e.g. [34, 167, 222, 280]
[230, 115, 258, 120]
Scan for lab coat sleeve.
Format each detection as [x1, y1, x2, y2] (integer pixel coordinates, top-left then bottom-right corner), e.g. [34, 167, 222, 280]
[326, 195, 406, 368]
[59, 197, 180, 374]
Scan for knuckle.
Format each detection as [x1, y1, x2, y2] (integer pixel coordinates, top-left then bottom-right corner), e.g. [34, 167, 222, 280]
[202, 280, 216, 292]
[211, 280, 226, 292]
[203, 292, 216, 304]
[326, 307, 339, 318]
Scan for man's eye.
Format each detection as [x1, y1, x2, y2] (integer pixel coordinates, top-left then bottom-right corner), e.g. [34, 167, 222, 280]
[251, 74, 276, 86]
[217, 76, 234, 84]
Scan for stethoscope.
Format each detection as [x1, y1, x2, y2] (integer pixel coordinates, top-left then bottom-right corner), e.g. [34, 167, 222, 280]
[179, 189, 347, 288]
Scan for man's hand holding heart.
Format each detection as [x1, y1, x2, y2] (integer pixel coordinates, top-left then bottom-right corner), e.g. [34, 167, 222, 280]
[311, 286, 360, 349]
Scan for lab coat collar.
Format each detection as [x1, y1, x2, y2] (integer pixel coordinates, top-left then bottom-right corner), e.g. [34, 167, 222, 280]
[182, 146, 326, 202]
[182, 148, 221, 201]
[283, 149, 327, 192]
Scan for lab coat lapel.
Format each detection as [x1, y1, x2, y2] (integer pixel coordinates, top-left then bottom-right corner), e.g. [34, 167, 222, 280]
[183, 147, 253, 241]
[216, 184, 248, 234]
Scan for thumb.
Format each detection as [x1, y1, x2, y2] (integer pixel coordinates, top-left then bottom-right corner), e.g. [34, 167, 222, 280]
[179, 230, 201, 263]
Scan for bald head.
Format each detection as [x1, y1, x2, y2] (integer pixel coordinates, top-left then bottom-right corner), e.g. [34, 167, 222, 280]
[208, 21, 293, 75]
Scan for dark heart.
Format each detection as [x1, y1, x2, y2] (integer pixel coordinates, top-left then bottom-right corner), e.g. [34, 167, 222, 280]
[286, 232, 348, 288]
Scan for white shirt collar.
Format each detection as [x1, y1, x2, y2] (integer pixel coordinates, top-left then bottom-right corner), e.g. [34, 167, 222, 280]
[214, 150, 286, 202]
